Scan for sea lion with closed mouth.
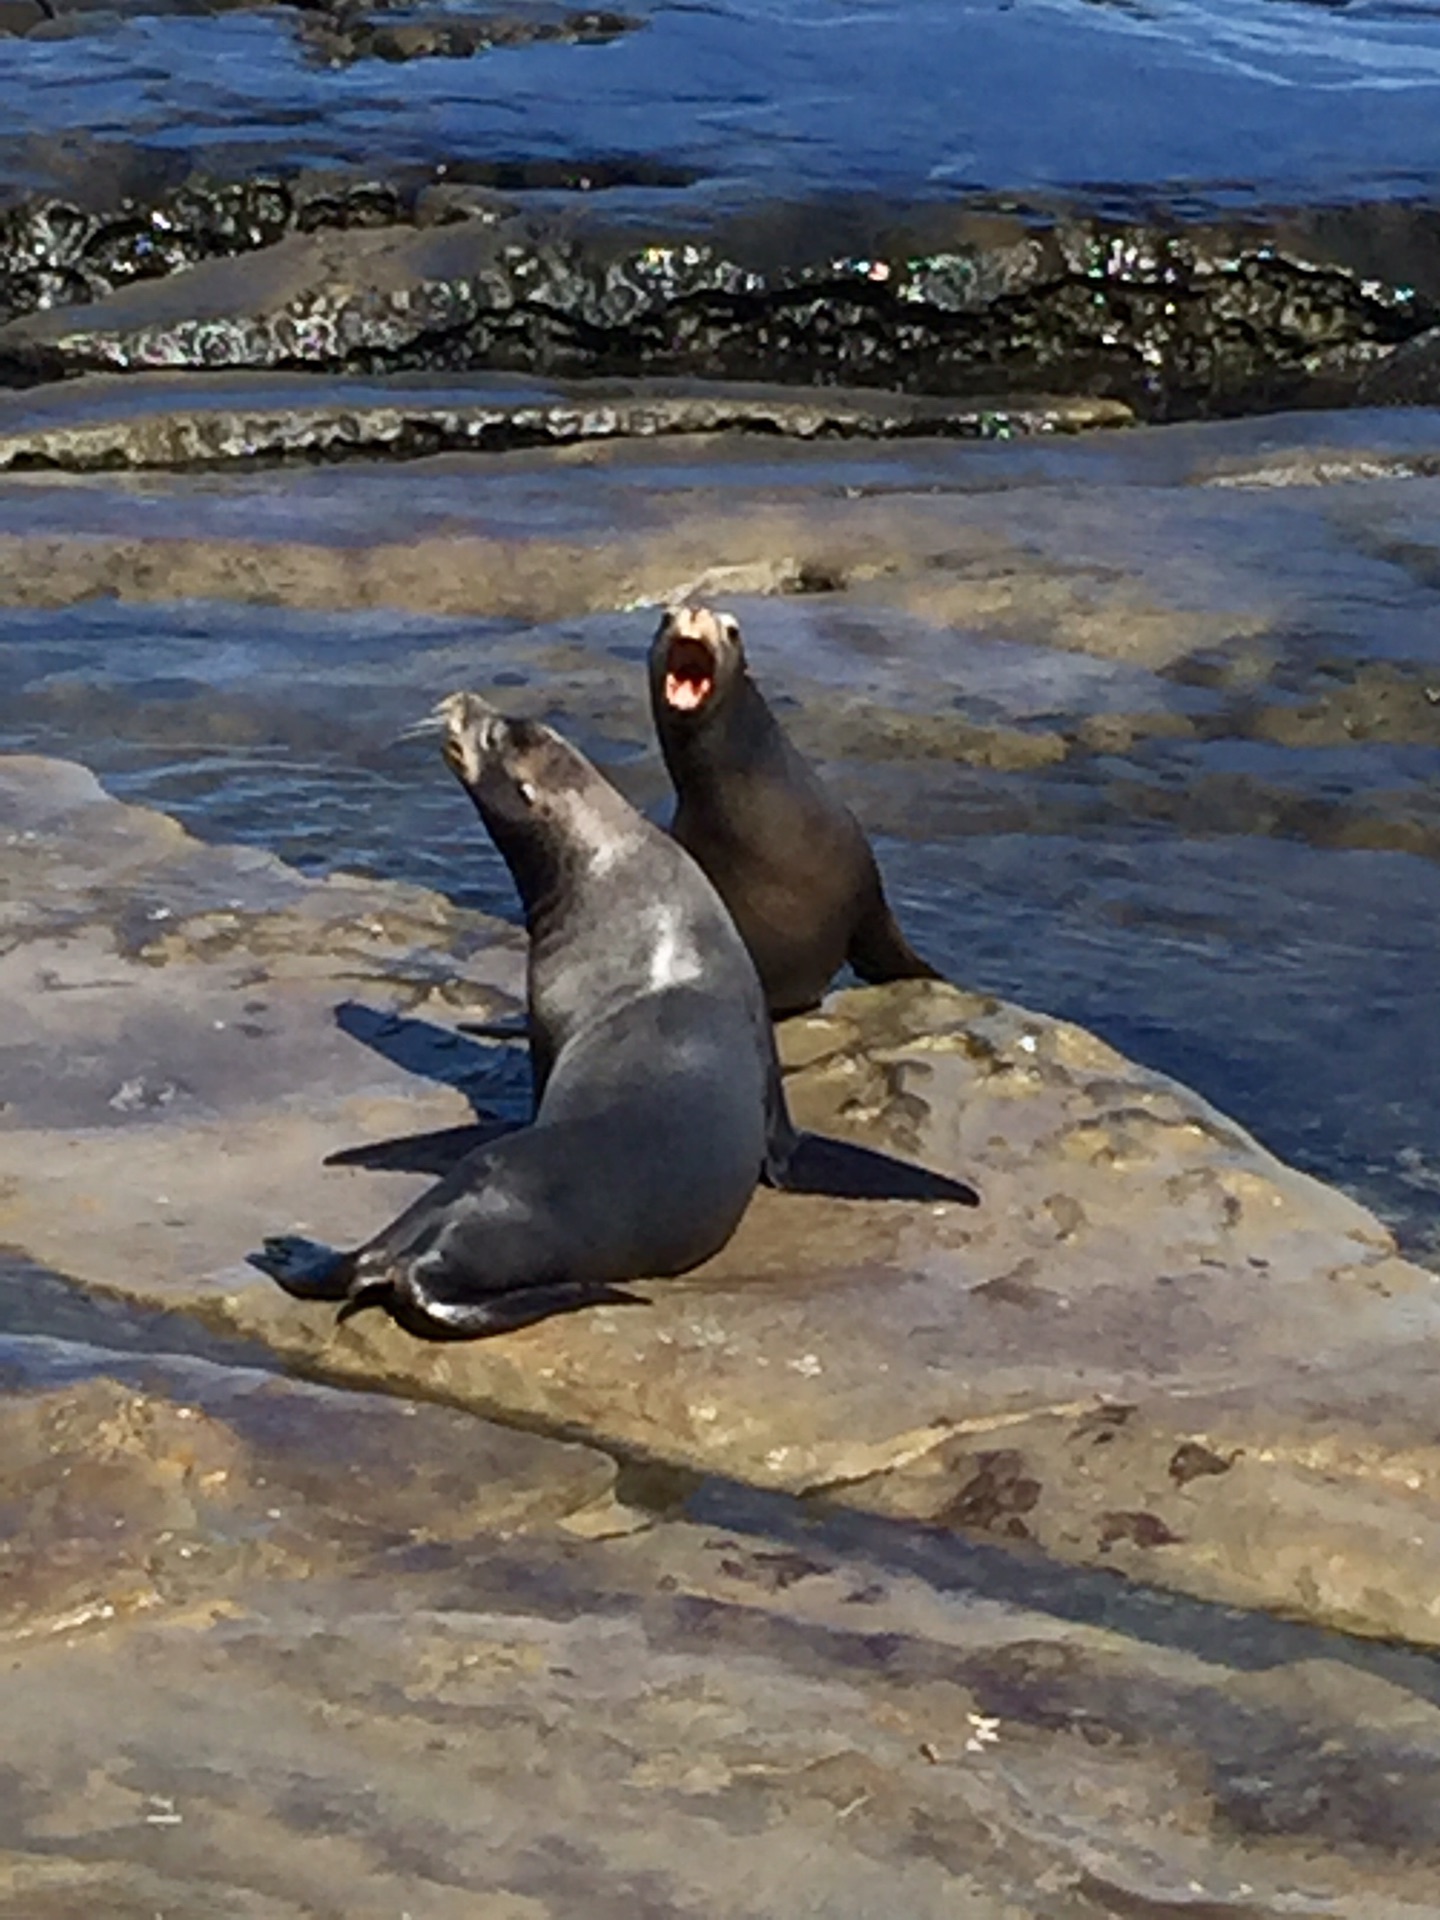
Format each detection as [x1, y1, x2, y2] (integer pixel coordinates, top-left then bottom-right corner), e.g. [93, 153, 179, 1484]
[650, 604, 942, 1018]
[249, 694, 797, 1339]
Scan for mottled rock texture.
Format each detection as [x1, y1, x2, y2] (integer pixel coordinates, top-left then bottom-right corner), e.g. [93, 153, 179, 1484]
[6, 1351, 1440, 1917]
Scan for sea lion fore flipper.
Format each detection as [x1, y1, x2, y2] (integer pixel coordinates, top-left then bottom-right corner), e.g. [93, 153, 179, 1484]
[760, 1056, 803, 1190]
[779, 1134, 979, 1205]
[456, 1017, 530, 1041]
[847, 891, 943, 987]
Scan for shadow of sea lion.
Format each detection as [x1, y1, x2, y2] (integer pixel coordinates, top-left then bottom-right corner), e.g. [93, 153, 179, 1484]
[326, 1002, 978, 1206]
[325, 1120, 517, 1177]
[333, 1000, 534, 1115]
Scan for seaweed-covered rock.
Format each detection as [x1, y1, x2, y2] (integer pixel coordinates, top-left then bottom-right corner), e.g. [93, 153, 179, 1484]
[3, 193, 1436, 418]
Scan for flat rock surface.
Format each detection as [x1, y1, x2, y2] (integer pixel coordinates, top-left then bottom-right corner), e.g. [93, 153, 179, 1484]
[5, 753, 1440, 1655]
[9, 1348, 1440, 1917]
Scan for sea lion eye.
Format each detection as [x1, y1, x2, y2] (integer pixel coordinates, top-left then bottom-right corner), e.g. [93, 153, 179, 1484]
[721, 617, 740, 642]
[517, 779, 538, 806]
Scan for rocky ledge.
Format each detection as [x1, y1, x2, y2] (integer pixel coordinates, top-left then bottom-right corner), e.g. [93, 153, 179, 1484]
[3, 185, 1440, 419]
[4, 751, 1440, 1655]
[0, 370, 1129, 471]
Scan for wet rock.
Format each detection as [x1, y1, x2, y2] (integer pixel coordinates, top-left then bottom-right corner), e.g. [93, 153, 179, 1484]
[0, 368, 1131, 471]
[5, 754, 1440, 1651]
[0, 1360, 615, 1635]
[1, 402, 1439, 888]
[1358, 324, 1440, 407]
[1, 196, 1434, 418]
[0, 0, 48, 33]
[298, 5, 638, 69]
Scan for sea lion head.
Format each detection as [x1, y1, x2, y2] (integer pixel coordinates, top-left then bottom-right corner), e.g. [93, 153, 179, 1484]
[414, 692, 634, 912]
[649, 604, 746, 724]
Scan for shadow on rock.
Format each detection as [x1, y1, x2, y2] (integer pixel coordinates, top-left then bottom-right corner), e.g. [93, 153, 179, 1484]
[333, 998, 532, 1118]
[780, 1133, 978, 1206]
[326, 1109, 978, 1205]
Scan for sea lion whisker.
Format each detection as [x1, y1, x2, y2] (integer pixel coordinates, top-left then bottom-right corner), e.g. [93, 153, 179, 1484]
[397, 690, 506, 747]
[395, 704, 452, 744]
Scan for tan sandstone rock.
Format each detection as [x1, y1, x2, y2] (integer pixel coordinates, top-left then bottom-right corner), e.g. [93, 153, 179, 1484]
[4, 754, 1440, 1652]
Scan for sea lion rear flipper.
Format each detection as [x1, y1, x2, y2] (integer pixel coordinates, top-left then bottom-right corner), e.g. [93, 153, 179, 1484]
[847, 895, 943, 986]
[247, 1235, 358, 1300]
[359, 1278, 646, 1341]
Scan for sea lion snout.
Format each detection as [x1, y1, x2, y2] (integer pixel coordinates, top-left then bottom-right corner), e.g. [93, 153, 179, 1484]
[421, 690, 514, 790]
[652, 605, 743, 716]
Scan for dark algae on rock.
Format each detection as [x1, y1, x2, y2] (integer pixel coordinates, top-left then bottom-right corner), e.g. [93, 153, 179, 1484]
[2, 191, 1438, 419]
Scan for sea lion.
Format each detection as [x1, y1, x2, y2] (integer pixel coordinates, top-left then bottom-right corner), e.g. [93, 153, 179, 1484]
[650, 604, 942, 1017]
[249, 694, 796, 1338]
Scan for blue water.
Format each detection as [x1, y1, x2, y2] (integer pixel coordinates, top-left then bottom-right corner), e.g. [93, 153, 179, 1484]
[2, 0, 1440, 214]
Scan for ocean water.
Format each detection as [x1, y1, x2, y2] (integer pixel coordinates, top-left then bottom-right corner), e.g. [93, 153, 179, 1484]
[1, 0, 1440, 214]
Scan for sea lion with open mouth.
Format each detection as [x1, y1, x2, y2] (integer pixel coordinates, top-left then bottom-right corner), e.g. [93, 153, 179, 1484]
[249, 694, 797, 1339]
[650, 604, 942, 1018]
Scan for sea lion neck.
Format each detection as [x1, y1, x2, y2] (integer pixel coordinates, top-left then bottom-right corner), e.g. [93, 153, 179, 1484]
[469, 792, 568, 929]
[469, 785, 638, 941]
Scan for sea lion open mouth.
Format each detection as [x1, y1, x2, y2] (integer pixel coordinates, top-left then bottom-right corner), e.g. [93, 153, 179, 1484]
[664, 634, 716, 712]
